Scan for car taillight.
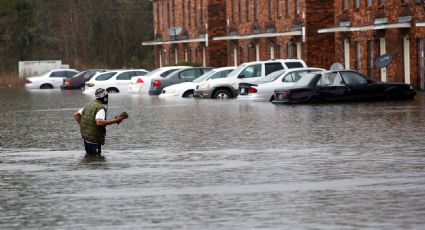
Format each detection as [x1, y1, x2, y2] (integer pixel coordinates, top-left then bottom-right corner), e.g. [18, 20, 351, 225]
[248, 87, 257, 94]
[136, 78, 144, 84]
[26, 79, 32, 84]
[153, 80, 161, 87]
[283, 91, 291, 97]
[86, 83, 95, 87]
[64, 80, 71, 86]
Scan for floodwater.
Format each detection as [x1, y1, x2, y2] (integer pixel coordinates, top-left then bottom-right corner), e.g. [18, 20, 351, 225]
[1, 88, 425, 229]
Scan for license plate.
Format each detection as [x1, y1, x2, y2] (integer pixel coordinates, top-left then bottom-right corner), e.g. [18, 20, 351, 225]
[240, 88, 247, 95]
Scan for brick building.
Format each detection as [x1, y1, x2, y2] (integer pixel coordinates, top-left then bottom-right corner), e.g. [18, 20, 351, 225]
[143, 0, 425, 90]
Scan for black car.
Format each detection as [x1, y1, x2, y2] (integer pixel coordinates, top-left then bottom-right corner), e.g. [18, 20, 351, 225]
[149, 67, 212, 95]
[272, 70, 416, 104]
[61, 69, 106, 90]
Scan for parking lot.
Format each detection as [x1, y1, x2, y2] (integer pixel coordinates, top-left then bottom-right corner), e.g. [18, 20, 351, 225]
[1, 88, 425, 229]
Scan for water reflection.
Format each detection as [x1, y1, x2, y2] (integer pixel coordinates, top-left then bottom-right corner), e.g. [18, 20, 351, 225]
[1, 88, 425, 229]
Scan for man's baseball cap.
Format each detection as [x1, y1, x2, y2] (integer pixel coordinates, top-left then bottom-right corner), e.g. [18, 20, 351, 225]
[95, 88, 108, 99]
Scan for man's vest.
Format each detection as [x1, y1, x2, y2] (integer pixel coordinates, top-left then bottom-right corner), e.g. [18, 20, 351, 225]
[80, 101, 106, 145]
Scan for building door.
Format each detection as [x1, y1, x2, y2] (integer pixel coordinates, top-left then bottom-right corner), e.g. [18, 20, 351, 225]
[344, 38, 350, 69]
[403, 35, 411, 84]
[380, 37, 387, 82]
[419, 38, 424, 90]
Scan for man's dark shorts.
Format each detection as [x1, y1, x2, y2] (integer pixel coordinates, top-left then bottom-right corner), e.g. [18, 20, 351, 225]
[84, 140, 102, 156]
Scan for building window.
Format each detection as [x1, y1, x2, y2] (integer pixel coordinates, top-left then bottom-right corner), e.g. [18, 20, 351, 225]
[367, 40, 374, 79]
[167, 1, 171, 27]
[367, 0, 372, 7]
[354, 0, 360, 9]
[247, 0, 252, 21]
[343, 0, 349, 9]
[295, 0, 299, 15]
[239, 0, 243, 22]
[194, 0, 197, 27]
[286, 0, 290, 16]
[255, 0, 259, 21]
[379, 0, 385, 6]
[188, 0, 192, 27]
[269, 0, 274, 19]
[278, 0, 283, 17]
[355, 41, 361, 72]
[200, 0, 203, 24]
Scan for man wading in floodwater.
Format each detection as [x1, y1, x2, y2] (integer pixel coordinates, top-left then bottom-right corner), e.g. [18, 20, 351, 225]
[74, 88, 126, 159]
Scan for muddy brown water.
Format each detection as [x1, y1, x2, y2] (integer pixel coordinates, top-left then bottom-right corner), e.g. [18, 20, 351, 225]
[1, 88, 425, 229]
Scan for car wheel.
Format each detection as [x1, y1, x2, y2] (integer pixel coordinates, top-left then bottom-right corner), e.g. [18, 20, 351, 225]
[107, 88, 119, 93]
[79, 84, 85, 90]
[40, 84, 53, 89]
[213, 89, 231, 99]
[385, 91, 401, 101]
[182, 90, 194, 98]
[269, 95, 275, 102]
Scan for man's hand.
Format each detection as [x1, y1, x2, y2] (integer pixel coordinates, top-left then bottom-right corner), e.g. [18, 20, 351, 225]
[115, 115, 124, 124]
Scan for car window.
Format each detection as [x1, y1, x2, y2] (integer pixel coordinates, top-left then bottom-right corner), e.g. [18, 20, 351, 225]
[50, 71, 67, 78]
[160, 69, 177, 77]
[316, 72, 345, 86]
[293, 73, 318, 87]
[66, 71, 78, 78]
[340, 71, 368, 85]
[284, 62, 305, 69]
[201, 68, 213, 74]
[283, 70, 311, 83]
[96, 72, 116, 81]
[84, 72, 93, 80]
[265, 63, 284, 75]
[116, 72, 133, 80]
[134, 71, 147, 76]
[179, 69, 202, 79]
[239, 64, 262, 78]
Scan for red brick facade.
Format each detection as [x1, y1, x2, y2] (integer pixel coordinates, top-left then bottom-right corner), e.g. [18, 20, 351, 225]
[145, 0, 425, 89]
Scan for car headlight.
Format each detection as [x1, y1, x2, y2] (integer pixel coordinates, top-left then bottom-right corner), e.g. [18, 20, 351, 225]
[199, 83, 209, 90]
[409, 85, 414, 90]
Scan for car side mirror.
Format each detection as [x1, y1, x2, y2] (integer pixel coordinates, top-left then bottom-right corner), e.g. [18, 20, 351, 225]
[238, 74, 245, 79]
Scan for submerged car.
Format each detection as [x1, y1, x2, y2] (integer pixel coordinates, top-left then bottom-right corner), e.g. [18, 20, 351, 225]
[194, 59, 308, 99]
[61, 69, 106, 90]
[128, 66, 190, 94]
[25, 69, 79, 89]
[272, 70, 416, 104]
[237, 67, 324, 102]
[159, 67, 235, 98]
[83, 69, 148, 94]
[149, 67, 212, 95]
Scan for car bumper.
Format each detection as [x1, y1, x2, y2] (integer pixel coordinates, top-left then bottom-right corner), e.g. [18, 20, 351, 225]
[61, 85, 80, 90]
[237, 94, 269, 102]
[25, 83, 40, 89]
[149, 88, 162, 95]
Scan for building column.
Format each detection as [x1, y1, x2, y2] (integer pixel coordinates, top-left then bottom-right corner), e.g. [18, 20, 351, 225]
[296, 42, 302, 59]
[344, 38, 350, 70]
[380, 37, 387, 82]
[159, 50, 163, 67]
[419, 38, 424, 90]
[233, 47, 238, 66]
[256, 44, 260, 61]
[202, 47, 206, 67]
[270, 45, 275, 60]
[403, 35, 411, 84]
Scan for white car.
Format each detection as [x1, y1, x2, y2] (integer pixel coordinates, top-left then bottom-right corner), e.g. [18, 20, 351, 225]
[83, 69, 148, 94]
[128, 66, 190, 94]
[237, 68, 325, 102]
[25, 69, 79, 89]
[194, 59, 308, 99]
[159, 67, 236, 98]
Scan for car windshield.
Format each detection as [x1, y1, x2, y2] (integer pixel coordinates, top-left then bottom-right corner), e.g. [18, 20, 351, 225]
[292, 73, 318, 87]
[227, 64, 247, 78]
[260, 70, 286, 82]
[143, 68, 170, 77]
[193, 71, 215, 83]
